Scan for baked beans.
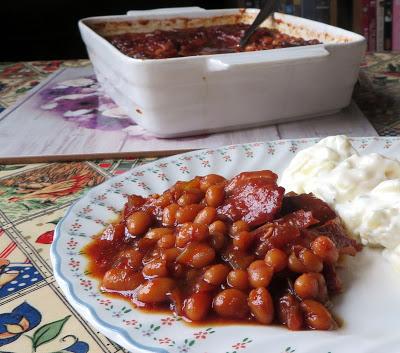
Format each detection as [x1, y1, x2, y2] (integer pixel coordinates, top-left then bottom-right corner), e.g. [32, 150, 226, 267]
[85, 170, 361, 330]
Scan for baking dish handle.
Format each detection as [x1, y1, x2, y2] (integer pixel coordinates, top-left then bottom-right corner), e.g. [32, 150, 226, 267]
[207, 45, 330, 71]
[126, 7, 206, 16]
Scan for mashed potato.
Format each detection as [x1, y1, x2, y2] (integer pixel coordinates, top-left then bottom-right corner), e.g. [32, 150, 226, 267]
[280, 135, 400, 270]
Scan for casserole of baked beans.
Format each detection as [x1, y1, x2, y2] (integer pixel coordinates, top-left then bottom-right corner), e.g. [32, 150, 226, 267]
[85, 170, 361, 330]
[106, 24, 321, 59]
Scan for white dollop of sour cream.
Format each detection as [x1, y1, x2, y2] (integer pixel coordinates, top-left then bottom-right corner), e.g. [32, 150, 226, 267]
[281, 135, 400, 271]
[311, 153, 400, 204]
[280, 135, 357, 194]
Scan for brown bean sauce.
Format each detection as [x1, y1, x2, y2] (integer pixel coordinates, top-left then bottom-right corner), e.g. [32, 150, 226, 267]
[105, 24, 321, 59]
[84, 171, 360, 330]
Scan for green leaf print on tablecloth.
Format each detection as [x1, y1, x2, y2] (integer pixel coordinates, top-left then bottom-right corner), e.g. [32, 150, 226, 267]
[30, 315, 70, 350]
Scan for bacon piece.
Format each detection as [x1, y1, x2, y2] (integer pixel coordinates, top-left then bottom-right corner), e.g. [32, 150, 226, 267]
[254, 223, 300, 257]
[217, 177, 285, 227]
[281, 193, 337, 224]
[225, 170, 278, 194]
[251, 210, 317, 245]
[141, 201, 164, 222]
[275, 210, 319, 229]
[294, 217, 361, 256]
[277, 293, 304, 330]
[123, 194, 146, 219]
[221, 245, 255, 270]
[323, 262, 342, 294]
[311, 218, 362, 255]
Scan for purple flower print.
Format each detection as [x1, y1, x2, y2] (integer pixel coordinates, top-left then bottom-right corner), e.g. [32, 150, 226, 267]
[39, 76, 134, 131]
[46, 94, 100, 115]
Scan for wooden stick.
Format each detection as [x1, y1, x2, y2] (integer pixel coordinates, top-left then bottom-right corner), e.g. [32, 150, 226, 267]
[0, 150, 194, 165]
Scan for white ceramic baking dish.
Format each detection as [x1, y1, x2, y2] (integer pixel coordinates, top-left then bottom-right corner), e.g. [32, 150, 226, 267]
[79, 7, 366, 138]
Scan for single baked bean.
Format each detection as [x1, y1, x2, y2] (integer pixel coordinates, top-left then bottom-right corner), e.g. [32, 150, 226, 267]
[154, 191, 174, 208]
[160, 247, 180, 262]
[204, 264, 230, 285]
[126, 194, 146, 211]
[175, 204, 204, 224]
[126, 211, 152, 236]
[157, 232, 176, 249]
[294, 273, 318, 299]
[194, 207, 217, 225]
[205, 184, 225, 207]
[209, 220, 227, 235]
[145, 227, 173, 240]
[176, 222, 209, 247]
[183, 178, 201, 191]
[311, 236, 339, 263]
[113, 248, 143, 271]
[193, 279, 216, 293]
[136, 278, 176, 303]
[227, 269, 249, 290]
[301, 249, 323, 272]
[210, 232, 226, 250]
[278, 294, 304, 330]
[176, 243, 215, 268]
[288, 251, 306, 273]
[184, 292, 212, 321]
[169, 288, 184, 316]
[200, 174, 226, 192]
[102, 268, 144, 291]
[248, 287, 274, 324]
[230, 220, 250, 236]
[162, 203, 180, 226]
[142, 258, 169, 278]
[300, 299, 335, 330]
[264, 248, 288, 272]
[171, 179, 201, 200]
[213, 289, 249, 319]
[295, 272, 328, 301]
[288, 248, 323, 273]
[177, 191, 204, 206]
[247, 260, 273, 288]
[233, 231, 254, 251]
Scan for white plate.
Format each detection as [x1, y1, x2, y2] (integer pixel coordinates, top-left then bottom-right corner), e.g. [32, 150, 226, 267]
[51, 137, 400, 353]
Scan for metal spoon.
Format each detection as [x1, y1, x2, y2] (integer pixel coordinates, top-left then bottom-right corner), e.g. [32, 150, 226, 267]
[239, 0, 276, 48]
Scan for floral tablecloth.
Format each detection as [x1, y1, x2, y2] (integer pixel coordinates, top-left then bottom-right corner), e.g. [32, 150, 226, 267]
[0, 53, 399, 353]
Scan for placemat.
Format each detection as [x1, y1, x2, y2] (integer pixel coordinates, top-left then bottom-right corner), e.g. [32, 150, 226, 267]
[0, 58, 387, 161]
[0, 158, 145, 353]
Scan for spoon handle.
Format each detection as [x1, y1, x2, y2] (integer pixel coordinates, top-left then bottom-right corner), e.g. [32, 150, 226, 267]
[239, 0, 275, 48]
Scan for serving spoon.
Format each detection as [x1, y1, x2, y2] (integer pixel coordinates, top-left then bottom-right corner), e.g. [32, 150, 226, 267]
[239, 0, 276, 48]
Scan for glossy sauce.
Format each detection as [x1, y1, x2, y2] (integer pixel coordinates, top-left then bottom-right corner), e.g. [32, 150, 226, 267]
[84, 171, 360, 329]
[106, 23, 321, 59]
